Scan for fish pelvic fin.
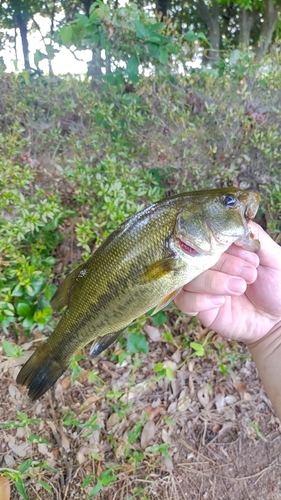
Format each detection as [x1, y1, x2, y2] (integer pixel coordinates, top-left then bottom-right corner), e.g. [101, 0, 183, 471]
[90, 330, 124, 358]
[152, 287, 182, 315]
[16, 343, 69, 401]
[138, 257, 177, 282]
[51, 262, 90, 311]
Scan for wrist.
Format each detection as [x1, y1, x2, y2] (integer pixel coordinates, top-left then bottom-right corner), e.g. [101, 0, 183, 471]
[247, 321, 281, 420]
[246, 320, 281, 351]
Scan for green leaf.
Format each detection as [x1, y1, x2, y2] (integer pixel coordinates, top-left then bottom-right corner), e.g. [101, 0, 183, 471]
[89, 2, 101, 15]
[154, 362, 164, 372]
[184, 30, 197, 42]
[82, 473, 95, 487]
[60, 25, 73, 46]
[30, 278, 45, 295]
[75, 13, 91, 27]
[11, 284, 25, 297]
[147, 22, 164, 33]
[229, 49, 241, 65]
[166, 42, 179, 55]
[38, 480, 53, 493]
[166, 367, 174, 380]
[127, 333, 148, 354]
[16, 301, 33, 317]
[2, 339, 22, 358]
[159, 47, 169, 64]
[197, 32, 211, 46]
[28, 434, 50, 444]
[34, 50, 47, 69]
[18, 459, 32, 474]
[162, 331, 173, 343]
[88, 480, 103, 497]
[101, 474, 118, 486]
[127, 56, 139, 76]
[44, 284, 57, 301]
[134, 20, 148, 38]
[184, 30, 210, 46]
[190, 341, 205, 356]
[45, 44, 56, 59]
[22, 316, 34, 329]
[14, 477, 28, 500]
[151, 311, 167, 326]
[148, 43, 160, 59]
[148, 34, 161, 44]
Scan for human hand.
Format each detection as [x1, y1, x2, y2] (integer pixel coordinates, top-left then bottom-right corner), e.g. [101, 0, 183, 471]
[174, 222, 281, 345]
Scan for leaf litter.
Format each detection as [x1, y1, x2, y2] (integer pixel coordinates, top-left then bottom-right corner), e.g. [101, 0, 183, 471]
[1, 318, 281, 499]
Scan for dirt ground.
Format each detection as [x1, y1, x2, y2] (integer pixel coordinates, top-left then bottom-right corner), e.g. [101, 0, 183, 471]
[1, 319, 281, 500]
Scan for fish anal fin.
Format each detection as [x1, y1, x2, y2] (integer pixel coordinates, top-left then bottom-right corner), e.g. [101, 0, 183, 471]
[51, 262, 90, 312]
[152, 287, 182, 315]
[139, 258, 177, 283]
[89, 330, 124, 358]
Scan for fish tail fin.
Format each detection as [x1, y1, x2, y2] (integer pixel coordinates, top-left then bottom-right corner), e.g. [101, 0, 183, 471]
[16, 343, 68, 401]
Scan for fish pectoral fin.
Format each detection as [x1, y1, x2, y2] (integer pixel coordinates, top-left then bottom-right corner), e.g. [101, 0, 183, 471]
[138, 257, 177, 283]
[89, 330, 124, 358]
[50, 262, 90, 311]
[152, 287, 182, 315]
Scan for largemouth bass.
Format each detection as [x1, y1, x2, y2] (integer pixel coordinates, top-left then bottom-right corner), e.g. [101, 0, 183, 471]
[17, 187, 260, 400]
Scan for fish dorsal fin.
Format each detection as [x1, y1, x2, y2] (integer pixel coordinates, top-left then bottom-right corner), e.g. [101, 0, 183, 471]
[152, 287, 182, 315]
[89, 330, 124, 358]
[138, 257, 177, 282]
[50, 262, 90, 312]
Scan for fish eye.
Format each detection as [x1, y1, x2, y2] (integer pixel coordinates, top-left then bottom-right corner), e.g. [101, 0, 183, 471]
[222, 194, 237, 208]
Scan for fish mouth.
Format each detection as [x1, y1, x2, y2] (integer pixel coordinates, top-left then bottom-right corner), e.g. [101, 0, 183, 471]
[244, 192, 260, 221]
[177, 237, 200, 256]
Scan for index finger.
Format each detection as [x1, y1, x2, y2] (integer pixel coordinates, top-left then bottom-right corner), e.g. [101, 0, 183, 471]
[248, 222, 281, 269]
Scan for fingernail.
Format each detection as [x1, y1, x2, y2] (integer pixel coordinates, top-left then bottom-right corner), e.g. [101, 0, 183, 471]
[227, 277, 246, 294]
[239, 266, 256, 282]
[210, 296, 225, 306]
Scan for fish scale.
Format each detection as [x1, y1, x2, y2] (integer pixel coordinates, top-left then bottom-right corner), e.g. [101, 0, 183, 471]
[17, 187, 260, 400]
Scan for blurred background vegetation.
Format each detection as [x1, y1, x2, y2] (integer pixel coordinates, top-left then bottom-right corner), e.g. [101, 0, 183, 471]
[0, 0, 281, 339]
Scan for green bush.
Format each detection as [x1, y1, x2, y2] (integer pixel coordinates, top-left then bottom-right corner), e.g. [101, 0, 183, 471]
[0, 50, 280, 338]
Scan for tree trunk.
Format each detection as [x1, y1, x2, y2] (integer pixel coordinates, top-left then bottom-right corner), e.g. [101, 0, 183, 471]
[239, 7, 256, 47]
[255, 0, 279, 59]
[192, 0, 220, 62]
[208, 0, 220, 61]
[14, 27, 18, 63]
[81, 0, 103, 80]
[48, 1, 56, 76]
[156, 0, 170, 17]
[16, 13, 30, 70]
[88, 49, 103, 79]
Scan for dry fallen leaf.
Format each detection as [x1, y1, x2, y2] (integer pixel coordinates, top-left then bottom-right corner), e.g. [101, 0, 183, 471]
[215, 393, 225, 414]
[60, 431, 70, 451]
[61, 375, 71, 389]
[197, 385, 210, 408]
[171, 349, 181, 364]
[161, 455, 174, 472]
[8, 442, 30, 458]
[146, 406, 164, 420]
[232, 378, 247, 393]
[8, 384, 21, 400]
[178, 389, 191, 412]
[107, 413, 120, 431]
[141, 421, 156, 450]
[162, 427, 173, 444]
[143, 324, 162, 342]
[0, 476, 10, 500]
